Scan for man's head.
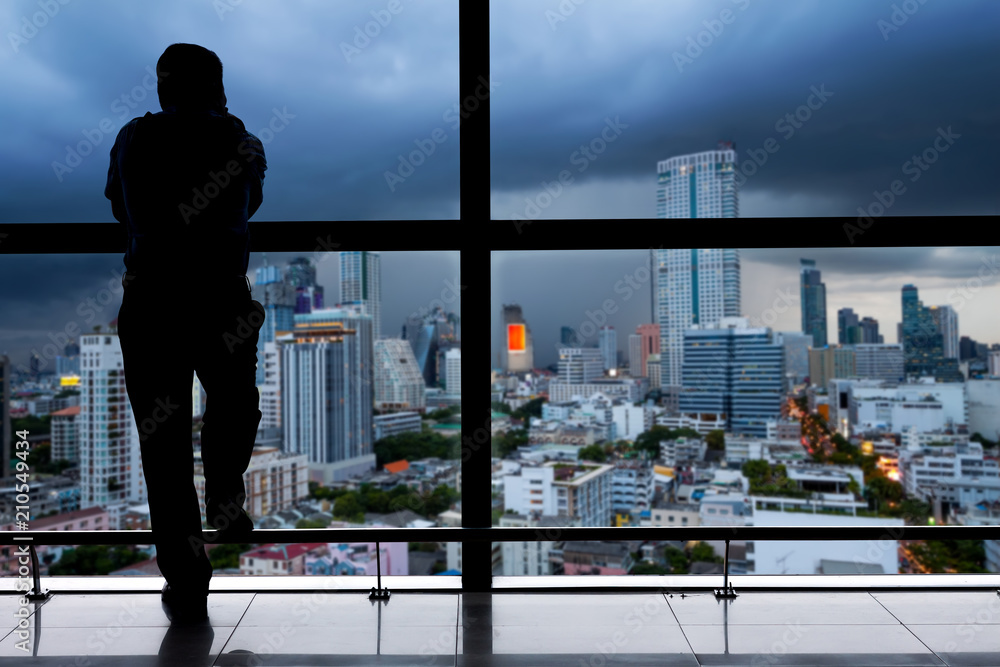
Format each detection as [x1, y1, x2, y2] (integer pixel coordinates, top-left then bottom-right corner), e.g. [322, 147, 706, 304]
[156, 43, 226, 111]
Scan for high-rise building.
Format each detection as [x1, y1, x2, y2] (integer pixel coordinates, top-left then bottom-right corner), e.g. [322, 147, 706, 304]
[852, 344, 905, 382]
[280, 308, 375, 483]
[79, 332, 144, 527]
[560, 326, 578, 347]
[254, 263, 297, 386]
[838, 308, 860, 345]
[340, 251, 382, 340]
[403, 309, 456, 387]
[286, 256, 325, 314]
[680, 318, 784, 437]
[901, 285, 961, 381]
[599, 326, 616, 371]
[374, 338, 427, 413]
[633, 324, 660, 379]
[928, 305, 959, 361]
[654, 249, 741, 389]
[860, 317, 883, 344]
[501, 304, 534, 373]
[775, 331, 812, 389]
[557, 347, 603, 384]
[656, 142, 738, 219]
[800, 259, 827, 347]
[51, 405, 80, 463]
[808, 347, 856, 387]
[445, 348, 461, 397]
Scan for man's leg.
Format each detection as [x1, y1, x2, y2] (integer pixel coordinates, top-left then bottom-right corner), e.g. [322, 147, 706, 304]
[196, 290, 265, 533]
[118, 283, 211, 592]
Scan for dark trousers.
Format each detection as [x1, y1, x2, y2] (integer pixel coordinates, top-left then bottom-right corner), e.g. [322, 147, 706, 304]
[117, 273, 264, 591]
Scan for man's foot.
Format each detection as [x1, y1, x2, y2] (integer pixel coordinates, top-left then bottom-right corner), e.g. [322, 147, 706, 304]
[161, 583, 208, 624]
[206, 496, 254, 540]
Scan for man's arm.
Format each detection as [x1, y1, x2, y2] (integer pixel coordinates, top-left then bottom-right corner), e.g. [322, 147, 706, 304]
[105, 120, 138, 225]
[239, 130, 266, 218]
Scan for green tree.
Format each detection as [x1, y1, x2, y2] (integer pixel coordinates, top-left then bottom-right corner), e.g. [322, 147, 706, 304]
[208, 543, 253, 570]
[511, 397, 545, 421]
[49, 545, 147, 575]
[630, 562, 671, 575]
[333, 493, 365, 522]
[705, 430, 725, 451]
[492, 429, 527, 458]
[689, 541, 723, 564]
[295, 518, 329, 529]
[491, 401, 511, 414]
[578, 444, 606, 462]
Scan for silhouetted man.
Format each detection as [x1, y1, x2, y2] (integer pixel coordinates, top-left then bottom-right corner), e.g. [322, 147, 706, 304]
[106, 43, 266, 623]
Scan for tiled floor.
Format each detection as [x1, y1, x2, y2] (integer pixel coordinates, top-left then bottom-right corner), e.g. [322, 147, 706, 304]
[1, 588, 999, 665]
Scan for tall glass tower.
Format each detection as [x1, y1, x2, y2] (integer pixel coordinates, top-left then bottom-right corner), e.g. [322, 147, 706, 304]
[656, 142, 738, 219]
[653, 249, 741, 389]
[340, 251, 382, 340]
[800, 259, 827, 347]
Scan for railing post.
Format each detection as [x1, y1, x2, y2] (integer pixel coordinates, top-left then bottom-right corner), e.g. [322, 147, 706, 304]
[369, 540, 390, 601]
[27, 545, 50, 601]
[714, 539, 737, 599]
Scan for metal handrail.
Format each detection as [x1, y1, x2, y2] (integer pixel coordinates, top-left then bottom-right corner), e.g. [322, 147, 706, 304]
[3, 523, 998, 544]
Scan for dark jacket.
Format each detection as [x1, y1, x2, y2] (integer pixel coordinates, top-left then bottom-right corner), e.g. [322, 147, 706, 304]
[105, 107, 266, 278]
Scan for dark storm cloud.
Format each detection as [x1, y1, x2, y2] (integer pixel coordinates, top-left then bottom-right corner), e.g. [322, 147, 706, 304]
[0, 0, 459, 370]
[0, 0, 459, 223]
[490, 0, 1000, 217]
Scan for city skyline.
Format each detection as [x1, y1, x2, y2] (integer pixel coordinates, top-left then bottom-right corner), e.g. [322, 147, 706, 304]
[2, 250, 460, 375]
[491, 248, 1000, 370]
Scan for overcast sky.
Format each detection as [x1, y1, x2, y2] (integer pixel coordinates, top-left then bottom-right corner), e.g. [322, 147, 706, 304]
[492, 248, 1000, 370]
[0, 0, 459, 372]
[490, 0, 1000, 219]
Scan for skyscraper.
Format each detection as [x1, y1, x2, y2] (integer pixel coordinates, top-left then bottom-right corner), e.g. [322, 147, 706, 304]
[928, 305, 959, 360]
[79, 331, 144, 527]
[800, 259, 827, 347]
[654, 249, 741, 389]
[838, 308, 860, 345]
[680, 318, 784, 437]
[374, 338, 426, 412]
[656, 142, 738, 219]
[501, 304, 534, 373]
[280, 307, 375, 483]
[901, 285, 961, 381]
[254, 263, 297, 386]
[340, 251, 382, 339]
[286, 256, 325, 314]
[598, 326, 616, 371]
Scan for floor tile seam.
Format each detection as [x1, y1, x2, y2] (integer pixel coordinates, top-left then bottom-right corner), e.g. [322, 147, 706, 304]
[217, 592, 258, 660]
[663, 589, 701, 664]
